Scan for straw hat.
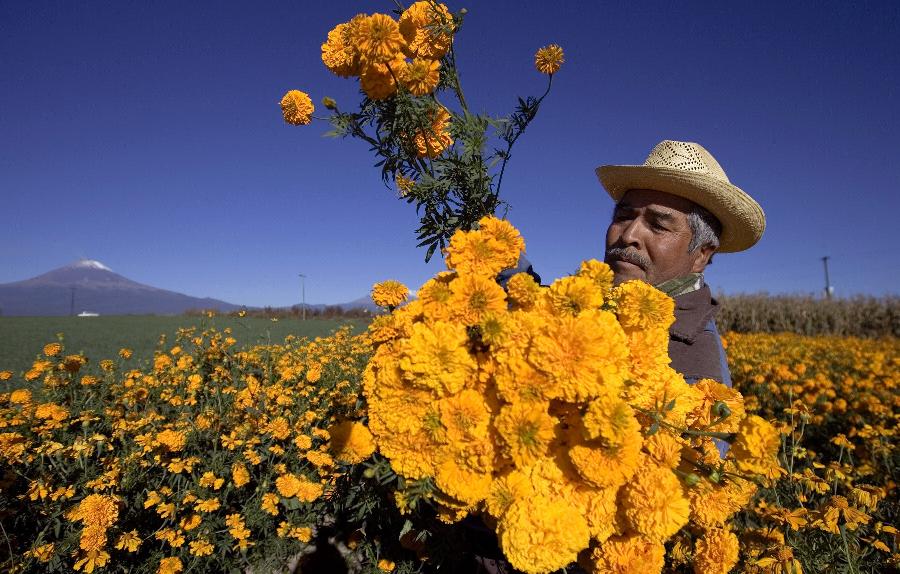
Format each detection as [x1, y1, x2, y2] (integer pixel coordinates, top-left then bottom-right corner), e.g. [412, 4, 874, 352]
[596, 140, 765, 252]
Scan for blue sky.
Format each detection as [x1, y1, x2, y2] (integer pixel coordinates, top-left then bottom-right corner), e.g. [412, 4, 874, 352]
[2, 0, 898, 306]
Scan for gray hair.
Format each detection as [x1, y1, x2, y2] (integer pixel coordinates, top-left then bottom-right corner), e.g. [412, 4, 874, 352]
[687, 204, 722, 260]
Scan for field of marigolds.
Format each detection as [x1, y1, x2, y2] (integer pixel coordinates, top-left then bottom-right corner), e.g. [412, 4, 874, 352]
[2, 220, 897, 574]
[3, 2, 897, 573]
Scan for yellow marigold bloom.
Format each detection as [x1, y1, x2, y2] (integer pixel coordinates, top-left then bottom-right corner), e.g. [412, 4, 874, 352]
[118, 347, 133, 359]
[360, 58, 403, 100]
[689, 378, 746, 432]
[417, 271, 456, 321]
[693, 528, 739, 574]
[305, 449, 333, 468]
[180, 514, 201, 531]
[445, 223, 518, 278]
[399, 1, 453, 59]
[577, 259, 614, 293]
[399, 321, 476, 396]
[158, 556, 183, 574]
[498, 495, 590, 574]
[72, 494, 119, 528]
[486, 470, 532, 519]
[401, 57, 440, 96]
[642, 430, 684, 468]
[25, 542, 55, 562]
[0, 370, 12, 380]
[280, 90, 314, 126]
[43, 342, 62, 357]
[729, 414, 781, 475]
[413, 106, 453, 157]
[321, 21, 361, 77]
[621, 462, 690, 541]
[495, 401, 555, 468]
[534, 43, 564, 75]
[435, 456, 491, 505]
[568, 421, 643, 489]
[613, 280, 675, 330]
[479, 215, 526, 256]
[688, 478, 744, 528]
[372, 280, 410, 308]
[275, 473, 302, 498]
[506, 272, 541, 310]
[530, 310, 629, 403]
[585, 533, 665, 574]
[545, 275, 605, 315]
[352, 13, 406, 65]
[199, 471, 224, 490]
[194, 497, 220, 513]
[440, 389, 491, 443]
[232, 462, 250, 487]
[155, 429, 186, 452]
[261, 492, 280, 515]
[79, 525, 107, 552]
[188, 538, 213, 557]
[9, 387, 30, 402]
[74, 549, 110, 573]
[378, 558, 396, 572]
[449, 273, 507, 325]
[328, 421, 376, 464]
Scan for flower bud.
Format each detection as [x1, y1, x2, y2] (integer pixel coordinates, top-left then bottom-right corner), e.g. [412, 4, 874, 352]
[322, 96, 337, 110]
[683, 473, 701, 487]
[363, 467, 376, 479]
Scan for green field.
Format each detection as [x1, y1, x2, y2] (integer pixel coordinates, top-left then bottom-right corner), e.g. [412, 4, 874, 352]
[0, 315, 368, 390]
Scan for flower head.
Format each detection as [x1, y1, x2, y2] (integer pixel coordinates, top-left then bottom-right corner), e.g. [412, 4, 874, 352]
[280, 90, 314, 126]
[534, 44, 564, 74]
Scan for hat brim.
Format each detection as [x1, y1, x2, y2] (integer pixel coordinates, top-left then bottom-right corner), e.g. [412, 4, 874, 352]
[596, 164, 765, 253]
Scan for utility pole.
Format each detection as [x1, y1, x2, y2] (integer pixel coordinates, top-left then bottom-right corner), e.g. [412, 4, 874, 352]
[298, 273, 306, 320]
[69, 287, 76, 316]
[821, 256, 833, 299]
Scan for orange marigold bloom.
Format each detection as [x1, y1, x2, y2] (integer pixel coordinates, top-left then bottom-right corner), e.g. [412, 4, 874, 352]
[449, 273, 507, 325]
[372, 280, 410, 308]
[352, 13, 406, 65]
[621, 462, 690, 541]
[401, 57, 440, 96]
[399, 1, 453, 59]
[413, 106, 453, 157]
[158, 556, 183, 574]
[693, 528, 740, 574]
[585, 534, 665, 574]
[280, 90, 314, 126]
[328, 421, 376, 464]
[534, 44, 564, 75]
[321, 21, 361, 77]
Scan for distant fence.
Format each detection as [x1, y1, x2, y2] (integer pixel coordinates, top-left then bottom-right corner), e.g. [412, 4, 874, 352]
[716, 294, 900, 338]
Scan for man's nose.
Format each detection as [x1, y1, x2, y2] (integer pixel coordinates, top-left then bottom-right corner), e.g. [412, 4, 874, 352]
[618, 219, 643, 247]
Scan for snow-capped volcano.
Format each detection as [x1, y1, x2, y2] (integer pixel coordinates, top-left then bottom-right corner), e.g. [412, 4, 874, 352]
[0, 260, 241, 316]
[71, 259, 113, 272]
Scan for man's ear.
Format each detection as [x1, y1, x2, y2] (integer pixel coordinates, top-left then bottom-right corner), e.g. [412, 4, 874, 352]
[690, 244, 716, 272]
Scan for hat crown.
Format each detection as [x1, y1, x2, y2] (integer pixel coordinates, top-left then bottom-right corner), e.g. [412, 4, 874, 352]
[643, 140, 731, 184]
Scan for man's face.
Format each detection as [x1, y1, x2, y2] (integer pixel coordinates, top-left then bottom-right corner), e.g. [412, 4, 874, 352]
[604, 189, 711, 285]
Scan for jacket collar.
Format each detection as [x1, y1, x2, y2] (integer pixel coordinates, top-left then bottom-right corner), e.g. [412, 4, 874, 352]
[669, 283, 719, 344]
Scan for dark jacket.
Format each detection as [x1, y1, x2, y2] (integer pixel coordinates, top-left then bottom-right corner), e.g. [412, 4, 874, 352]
[668, 284, 731, 385]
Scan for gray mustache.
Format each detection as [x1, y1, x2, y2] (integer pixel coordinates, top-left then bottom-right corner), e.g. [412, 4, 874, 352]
[605, 247, 651, 270]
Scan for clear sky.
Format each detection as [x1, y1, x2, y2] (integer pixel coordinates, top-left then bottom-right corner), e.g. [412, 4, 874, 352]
[2, 0, 898, 307]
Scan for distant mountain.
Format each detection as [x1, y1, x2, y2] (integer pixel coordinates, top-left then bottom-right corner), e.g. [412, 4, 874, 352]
[0, 260, 242, 316]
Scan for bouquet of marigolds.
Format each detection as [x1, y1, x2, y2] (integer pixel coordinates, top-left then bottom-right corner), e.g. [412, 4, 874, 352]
[358, 216, 782, 574]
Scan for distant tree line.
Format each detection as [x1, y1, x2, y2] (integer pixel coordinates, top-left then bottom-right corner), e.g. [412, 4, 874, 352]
[184, 305, 374, 320]
[716, 294, 899, 338]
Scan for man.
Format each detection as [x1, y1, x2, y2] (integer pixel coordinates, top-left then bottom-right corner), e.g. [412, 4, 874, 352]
[597, 139, 766, 385]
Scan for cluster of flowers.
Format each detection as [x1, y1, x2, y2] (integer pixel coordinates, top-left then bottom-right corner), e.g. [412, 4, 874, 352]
[362, 216, 781, 574]
[724, 333, 899, 573]
[280, 1, 564, 161]
[0, 327, 374, 573]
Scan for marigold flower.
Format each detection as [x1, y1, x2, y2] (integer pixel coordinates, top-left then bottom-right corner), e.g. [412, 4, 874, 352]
[74, 549, 110, 573]
[399, 1, 453, 59]
[449, 273, 507, 325]
[401, 57, 440, 96]
[71, 494, 119, 529]
[158, 556, 183, 574]
[412, 106, 453, 157]
[586, 534, 665, 574]
[328, 421, 376, 464]
[261, 492, 280, 515]
[621, 462, 690, 541]
[155, 429, 186, 452]
[360, 58, 403, 100]
[232, 462, 250, 487]
[377, 558, 396, 572]
[693, 528, 740, 574]
[43, 342, 62, 357]
[399, 321, 476, 396]
[321, 21, 361, 77]
[534, 43, 564, 75]
[189, 539, 214, 557]
[613, 280, 675, 330]
[352, 13, 406, 66]
[372, 280, 410, 308]
[498, 495, 590, 574]
[280, 90, 315, 126]
[495, 401, 555, 467]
